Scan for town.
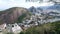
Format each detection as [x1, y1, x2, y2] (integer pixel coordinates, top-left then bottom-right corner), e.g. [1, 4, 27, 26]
[0, 8, 60, 34]
[0, 0, 60, 34]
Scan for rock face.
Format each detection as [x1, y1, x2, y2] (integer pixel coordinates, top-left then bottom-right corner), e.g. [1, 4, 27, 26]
[0, 7, 29, 24]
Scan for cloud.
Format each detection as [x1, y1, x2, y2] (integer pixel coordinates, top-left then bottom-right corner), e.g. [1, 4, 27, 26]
[0, 0, 25, 10]
[0, 0, 55, 10]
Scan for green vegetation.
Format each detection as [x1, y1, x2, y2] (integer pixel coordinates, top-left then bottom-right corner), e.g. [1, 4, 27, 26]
[19, 21, 60, 34]
[17, 13, 27, 23]
[19, 31, 24, 34]
[17, 12, 32, 23]
[6, 32, 14, 34]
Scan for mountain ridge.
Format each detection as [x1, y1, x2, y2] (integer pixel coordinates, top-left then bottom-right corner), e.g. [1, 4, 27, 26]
[0, 7, 29, 24]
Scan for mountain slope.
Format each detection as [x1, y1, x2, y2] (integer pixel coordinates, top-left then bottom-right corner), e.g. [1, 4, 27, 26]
[20, 21, 60, 34]
[0, 7, 30, 24]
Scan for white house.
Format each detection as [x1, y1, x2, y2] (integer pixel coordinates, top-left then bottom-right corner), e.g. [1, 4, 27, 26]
[0, 23, 7, 34]
[0, 23, 6, 31]
[6, 23, 23, 34]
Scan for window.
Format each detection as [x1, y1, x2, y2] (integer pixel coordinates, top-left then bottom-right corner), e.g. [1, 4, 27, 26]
[12, 25, 14, 27]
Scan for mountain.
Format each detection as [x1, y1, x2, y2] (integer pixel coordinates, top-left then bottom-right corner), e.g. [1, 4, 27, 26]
[29, 6, 43, 14]
[29, 6, 36, 13]
[29, 4, 60, 12]
[48, 11, 60, 14]
[0, 7, 29, 24]
[36, 4, 60, 10]
[47, 4, 60, 10]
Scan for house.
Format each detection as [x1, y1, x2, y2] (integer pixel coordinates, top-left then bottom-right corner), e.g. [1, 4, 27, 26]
[0, 23, 6, 31]
[6, 23, 23, 34]
[0, 23, 7, 34]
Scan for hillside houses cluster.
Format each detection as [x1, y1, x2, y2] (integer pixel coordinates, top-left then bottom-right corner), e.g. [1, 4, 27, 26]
[0, 12, 60, 34]
[0, 9, 60, 34]
[0, 23, 23, 34]
[0, 7, 60, 34]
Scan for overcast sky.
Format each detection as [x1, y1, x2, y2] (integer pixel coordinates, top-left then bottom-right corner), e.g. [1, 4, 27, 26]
[0, 0, 55, 10]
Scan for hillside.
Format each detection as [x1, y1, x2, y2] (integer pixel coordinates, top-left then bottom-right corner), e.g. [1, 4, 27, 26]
[20, 21, 60, 34]
[0, 7, 30, 24]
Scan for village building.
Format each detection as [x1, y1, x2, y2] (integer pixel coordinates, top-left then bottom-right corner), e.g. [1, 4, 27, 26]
[6, 23, 23, 34]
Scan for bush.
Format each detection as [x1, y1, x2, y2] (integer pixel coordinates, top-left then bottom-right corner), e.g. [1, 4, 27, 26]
[19, 31, 24, 34]
[17, 13, 27, 23]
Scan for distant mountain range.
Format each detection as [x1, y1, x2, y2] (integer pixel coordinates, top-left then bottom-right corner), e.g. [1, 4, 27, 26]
[29, 4, 60, 15]
[38, 4, 60, 10]
[29, 4, 60, 14]
[47, 4, 60, 10]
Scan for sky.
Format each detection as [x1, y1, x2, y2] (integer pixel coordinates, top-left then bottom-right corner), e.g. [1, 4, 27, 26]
[0, 0, 55, 10]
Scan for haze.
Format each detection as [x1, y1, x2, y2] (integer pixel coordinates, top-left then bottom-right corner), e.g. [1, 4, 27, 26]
[0, 0, 55, 10]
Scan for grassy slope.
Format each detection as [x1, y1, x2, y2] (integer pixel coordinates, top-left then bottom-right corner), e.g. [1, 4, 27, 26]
[19, 21, 60, 34]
